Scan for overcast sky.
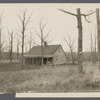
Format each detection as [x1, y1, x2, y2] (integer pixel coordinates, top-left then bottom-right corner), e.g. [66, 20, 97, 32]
[0, 4, 99, 52]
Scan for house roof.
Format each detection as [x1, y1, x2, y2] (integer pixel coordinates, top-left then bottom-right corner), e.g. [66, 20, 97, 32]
[24, 45, 61, 57]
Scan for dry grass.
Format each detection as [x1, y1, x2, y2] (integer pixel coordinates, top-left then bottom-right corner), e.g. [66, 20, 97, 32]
[0, 61, 100, 93]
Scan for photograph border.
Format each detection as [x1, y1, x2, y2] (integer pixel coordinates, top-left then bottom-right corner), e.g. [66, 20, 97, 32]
[0, 0, 100, 99]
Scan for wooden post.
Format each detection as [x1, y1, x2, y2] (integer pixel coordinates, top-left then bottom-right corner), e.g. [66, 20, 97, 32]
[77, 8, 83, 73]
[96, 8, 100, 69]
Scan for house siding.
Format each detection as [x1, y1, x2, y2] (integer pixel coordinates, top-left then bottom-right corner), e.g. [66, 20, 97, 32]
[53, 46, 67, 65]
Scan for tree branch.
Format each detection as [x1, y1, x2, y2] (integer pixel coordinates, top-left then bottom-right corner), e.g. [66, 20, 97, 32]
[81, 10, 95, 17]
[81, 10, 96, 23]
[24, 12, 33, 28]
[58, 8, 77, 17]
[43, 30, 51, 41]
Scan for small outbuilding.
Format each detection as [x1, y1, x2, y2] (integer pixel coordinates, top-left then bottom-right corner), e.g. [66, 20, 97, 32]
[24, 44, 67, 65]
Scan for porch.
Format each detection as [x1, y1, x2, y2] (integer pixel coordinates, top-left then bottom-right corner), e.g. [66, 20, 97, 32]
[25, 57, 53, 65]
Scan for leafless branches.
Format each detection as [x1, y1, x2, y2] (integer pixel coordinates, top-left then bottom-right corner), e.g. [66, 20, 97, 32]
[88, 29, 97, 64]
[81, 10, 95, 23]
[0, 12, 3, 60]
[7, 29, 15, 64]
[18, 9, 33, 67]
[34, 19, 51, 65]
[58, 8, 95, 23]
[64, 35, 75, 64]
[27, 31, 34, 50]
[58, 8, 95, 73]
[58, 8, 77, 17]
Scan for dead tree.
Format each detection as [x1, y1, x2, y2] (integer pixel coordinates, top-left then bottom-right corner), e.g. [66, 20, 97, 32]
[8, 30, 15, 64]
[16, 38, 20, 59]
[90, 29, 97, 64]
[34, 19, 51, 65]
[90, 31, 95, 64]
[58, 8, 94, 73]
[18, 9, 32, 67]
[0, 41, 5, 55]
[64, 35, 75, 64]
[94, 31, 97, 64]
[0, 13, 3, 60]
[25, 44, 28, 53]
[28, 31, 33, 50]
[96, 8, 100, 69]
[89, 29, 97, 64]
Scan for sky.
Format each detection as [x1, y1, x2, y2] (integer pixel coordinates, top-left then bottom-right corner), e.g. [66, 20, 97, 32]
[0, 3, 99, 52]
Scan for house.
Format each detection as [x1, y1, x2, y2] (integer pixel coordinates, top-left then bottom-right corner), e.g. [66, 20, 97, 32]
[24, 44, 67, 65]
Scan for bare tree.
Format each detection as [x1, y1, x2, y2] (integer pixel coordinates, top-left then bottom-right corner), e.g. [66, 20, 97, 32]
[0, 41, 5, 59]
[88, 29, 97, 64]
[96, 8, 100, 69]
[94, 30, 97, 64]
[0, 13, 3, 60]
[64, 35, 75, 64]
[28, 31, 33, 50]
[90, 31, 94, 64]
[58, 8, 95, 73]
[34, 19, 51, 65]
[16, 38, 20, 59]
[25, 44, 28, 53]
[18, 9, 32, 67]
[7, 30, 15, 64]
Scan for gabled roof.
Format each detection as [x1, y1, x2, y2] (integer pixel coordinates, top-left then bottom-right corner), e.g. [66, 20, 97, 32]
[24, 45, 61, 57]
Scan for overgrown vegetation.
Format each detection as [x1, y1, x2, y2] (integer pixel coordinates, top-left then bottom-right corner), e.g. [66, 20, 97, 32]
[0, 61, 100, 93]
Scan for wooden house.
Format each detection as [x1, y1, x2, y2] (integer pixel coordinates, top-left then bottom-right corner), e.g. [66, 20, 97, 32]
[24, 44, 67, 65]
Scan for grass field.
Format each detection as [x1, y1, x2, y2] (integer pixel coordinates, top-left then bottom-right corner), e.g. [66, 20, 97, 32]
[0, 61, 100, 93]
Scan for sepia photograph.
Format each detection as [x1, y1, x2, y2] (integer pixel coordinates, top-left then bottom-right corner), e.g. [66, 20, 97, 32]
[0, 3, 100, 94]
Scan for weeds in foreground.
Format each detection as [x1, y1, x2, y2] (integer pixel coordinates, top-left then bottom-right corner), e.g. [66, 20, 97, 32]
[0, 62, 100, 93]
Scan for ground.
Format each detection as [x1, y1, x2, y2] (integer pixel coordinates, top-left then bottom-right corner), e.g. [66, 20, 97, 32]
[0, 60, 100, 93]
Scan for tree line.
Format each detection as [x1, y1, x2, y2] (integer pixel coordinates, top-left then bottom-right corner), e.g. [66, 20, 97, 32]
[0, 9, 51, 67]
[0, 8, 100, 74]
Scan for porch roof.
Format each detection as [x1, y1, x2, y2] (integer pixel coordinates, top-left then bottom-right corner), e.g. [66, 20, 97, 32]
[24, 54, 54, 58]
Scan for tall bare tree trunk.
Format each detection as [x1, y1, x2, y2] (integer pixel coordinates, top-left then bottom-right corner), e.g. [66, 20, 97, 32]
[21, 32, 24, 67]
[17, 46, 19, 59]
[59, 8, 94, 73]
[0, 29, 1, 60]
[71, 49, 74, 64]
[90, 32, 94, 64]
[0, 14, 3, 60]
[94, 35, 97, 64]
[28, 32, 32, 50]
[34, 20, 50, 65]
[77, 8, 83, 73]
[10, 35, 13, 64]
[18, 10, 32, 67]
[93, 32, 97, 64]
[96, 8, 100, 69]
[8, 30, 14, 64]
[17, 41, 19, 59]
[41, 37, 44, 65]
